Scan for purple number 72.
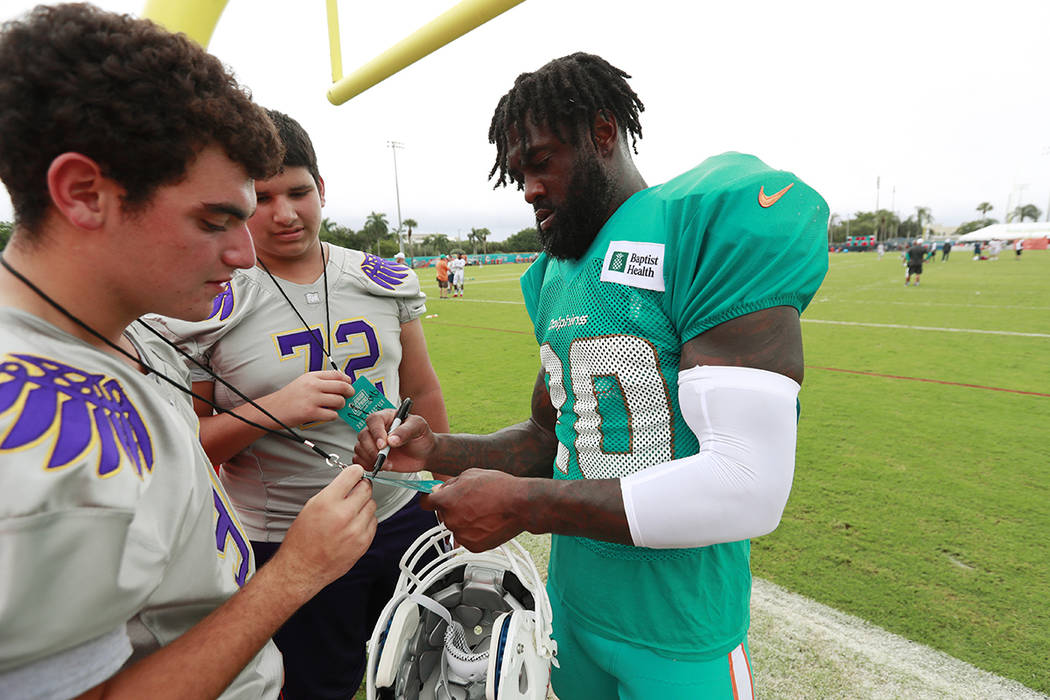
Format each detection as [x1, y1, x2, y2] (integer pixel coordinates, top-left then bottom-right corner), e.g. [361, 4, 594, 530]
[276, 321, 384, 395]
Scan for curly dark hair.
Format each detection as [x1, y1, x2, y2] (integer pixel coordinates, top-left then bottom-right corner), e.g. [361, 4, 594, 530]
[0, 3, 283, 232]
[265, 109, 321, 187]
[488, 52, 644, 189]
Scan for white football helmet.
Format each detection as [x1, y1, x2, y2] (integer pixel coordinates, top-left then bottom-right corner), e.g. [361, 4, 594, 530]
[366, 524, 557, 700]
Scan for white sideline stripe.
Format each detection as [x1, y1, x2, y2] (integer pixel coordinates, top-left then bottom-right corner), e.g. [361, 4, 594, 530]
[803, 318, 1050, 338]
[750, 578, 1047, 699]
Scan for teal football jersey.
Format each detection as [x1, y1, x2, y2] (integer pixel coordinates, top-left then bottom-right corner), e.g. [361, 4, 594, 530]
[521, 152, 829, 659]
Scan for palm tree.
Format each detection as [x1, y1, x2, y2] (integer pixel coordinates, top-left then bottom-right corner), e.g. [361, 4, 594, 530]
[976, 202, 994, 218]
[402, 218, 418, 257]
[362, 212, 389, 254]
[1012, 204, 1042, 222]
[915, 206, 932, 237]
[469, 227, 491, 257]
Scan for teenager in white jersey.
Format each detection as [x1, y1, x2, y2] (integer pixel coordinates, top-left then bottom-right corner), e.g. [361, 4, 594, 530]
[357, 53, 829, 699]
[153, 110, 448, 699]
[0, 6, 376, 699]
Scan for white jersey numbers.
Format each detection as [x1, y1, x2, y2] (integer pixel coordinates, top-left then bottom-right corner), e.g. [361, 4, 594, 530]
[539, 344, 570, 475]
[541, 334, 674, 480]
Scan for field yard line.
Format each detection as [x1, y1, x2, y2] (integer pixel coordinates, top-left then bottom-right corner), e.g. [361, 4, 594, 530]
[803, 318, 1050, 338]
[426, 321, 533, 335]
[430, 297, 524, 304]
[812, 299, 1050, 312]
[434, 305, 1050, 339]
[837, 279, 889, 294]
[444, 275, 525, 285]
[749, 577, 1048, 699]
[808, 366, 1050, 397]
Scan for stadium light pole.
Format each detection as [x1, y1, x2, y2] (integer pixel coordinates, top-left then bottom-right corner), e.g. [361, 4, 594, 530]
[388, 140, 405, 255]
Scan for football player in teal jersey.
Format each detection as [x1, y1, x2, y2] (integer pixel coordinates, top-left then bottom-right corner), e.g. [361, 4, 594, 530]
[356, 52, 829, 699]
[0, 6, 376, 699]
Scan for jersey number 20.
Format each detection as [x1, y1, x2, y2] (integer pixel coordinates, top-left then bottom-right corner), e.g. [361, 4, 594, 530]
[540, 335, 674, 479]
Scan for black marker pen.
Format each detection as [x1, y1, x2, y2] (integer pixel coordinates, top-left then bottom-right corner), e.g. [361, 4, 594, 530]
[371, 397, 412, 477]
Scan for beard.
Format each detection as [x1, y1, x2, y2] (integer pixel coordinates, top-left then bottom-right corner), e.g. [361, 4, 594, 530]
[537, 152, 615, 261]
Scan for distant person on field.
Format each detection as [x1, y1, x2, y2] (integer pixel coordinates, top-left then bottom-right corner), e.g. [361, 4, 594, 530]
[436, 254, 450, 298]
[973, 241, 982, 260]
[941, 240, 951, 261]
[1014, 238, 1023, 259]
[905, 238, 925, 286]
[449, 253, 466, 297]
[988, 239, 1002, 260]
[877, 242, 885, 260]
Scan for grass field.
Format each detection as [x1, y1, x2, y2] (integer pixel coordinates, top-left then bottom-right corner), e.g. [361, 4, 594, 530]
[395, 249, 1050, 697]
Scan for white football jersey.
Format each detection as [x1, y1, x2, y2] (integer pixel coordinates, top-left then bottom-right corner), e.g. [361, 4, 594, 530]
[149, 246, 428, 541]
[449, 258, 466, 284]
[0, 309, 281, 698]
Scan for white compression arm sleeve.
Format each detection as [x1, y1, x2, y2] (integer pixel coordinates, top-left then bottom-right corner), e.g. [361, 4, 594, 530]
[620, 364, 800, 549]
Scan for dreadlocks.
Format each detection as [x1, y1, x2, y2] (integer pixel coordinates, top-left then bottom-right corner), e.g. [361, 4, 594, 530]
[488, 52, 645, 189]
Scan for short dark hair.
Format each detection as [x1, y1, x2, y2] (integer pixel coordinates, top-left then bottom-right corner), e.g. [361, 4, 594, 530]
[265, 109, 321, 187]
[0, 3, 283, 232]
[488, 52, 645, 189]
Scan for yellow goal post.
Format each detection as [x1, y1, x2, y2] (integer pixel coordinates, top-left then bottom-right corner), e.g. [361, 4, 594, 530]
[141, 0, 526, 104]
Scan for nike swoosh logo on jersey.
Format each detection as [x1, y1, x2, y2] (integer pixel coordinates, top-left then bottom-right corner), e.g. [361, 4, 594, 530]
[758, 183, 794, 208]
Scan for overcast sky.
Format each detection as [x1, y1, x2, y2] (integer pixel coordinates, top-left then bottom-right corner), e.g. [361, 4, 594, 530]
[3, 0, 1050, 241]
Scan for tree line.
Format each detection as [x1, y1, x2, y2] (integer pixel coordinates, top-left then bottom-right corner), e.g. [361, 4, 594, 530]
[828, 205, 932, 242]
[0, 216, 541, 256]
[318, 211, 540, 257]
[828, 201, 1044, 242]
[5, 199, 1044, 253]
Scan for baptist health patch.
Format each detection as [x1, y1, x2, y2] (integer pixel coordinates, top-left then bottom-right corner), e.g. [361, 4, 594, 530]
[600, 241, 666, 292]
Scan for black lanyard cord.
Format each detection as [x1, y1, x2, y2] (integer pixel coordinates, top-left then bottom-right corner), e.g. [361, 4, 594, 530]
[0, 255, 338, 464]
[256, 244, 338, 371]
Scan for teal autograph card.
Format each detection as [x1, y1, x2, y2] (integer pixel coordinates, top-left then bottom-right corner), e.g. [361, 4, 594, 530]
[337, 376, 395, 431]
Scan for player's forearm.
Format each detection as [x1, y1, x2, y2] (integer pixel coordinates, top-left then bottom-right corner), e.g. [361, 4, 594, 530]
[411, 380, 450, 479]
[517, 477, 632, 544]
[410, 378, 449, 434]
[80, 556, 312, 699]
[197, 406, 276, 466]
[429, 419, 558, 478]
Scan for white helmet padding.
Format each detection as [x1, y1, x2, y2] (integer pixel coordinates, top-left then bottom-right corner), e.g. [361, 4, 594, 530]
[367, 525, 557, 700]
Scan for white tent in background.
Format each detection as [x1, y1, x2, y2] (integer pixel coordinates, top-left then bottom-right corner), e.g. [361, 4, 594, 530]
[956, 222, 1050, 242]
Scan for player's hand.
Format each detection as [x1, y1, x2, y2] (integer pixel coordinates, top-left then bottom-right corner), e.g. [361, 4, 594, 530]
[271, 465, 377, 599]
[263, 370, 353, 426]
[422, 469, 524, 552]
[354, 410, 436, 473]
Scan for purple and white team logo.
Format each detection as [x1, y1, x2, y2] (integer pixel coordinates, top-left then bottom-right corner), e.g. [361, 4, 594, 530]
[0, 354, 154, 477]
[208, 281, 235, 321]
[360, 253, 410, 290]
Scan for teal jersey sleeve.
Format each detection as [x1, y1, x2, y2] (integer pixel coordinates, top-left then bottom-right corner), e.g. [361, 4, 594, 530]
[520, 253, 552, 340]
[659, 152, 830, 343]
